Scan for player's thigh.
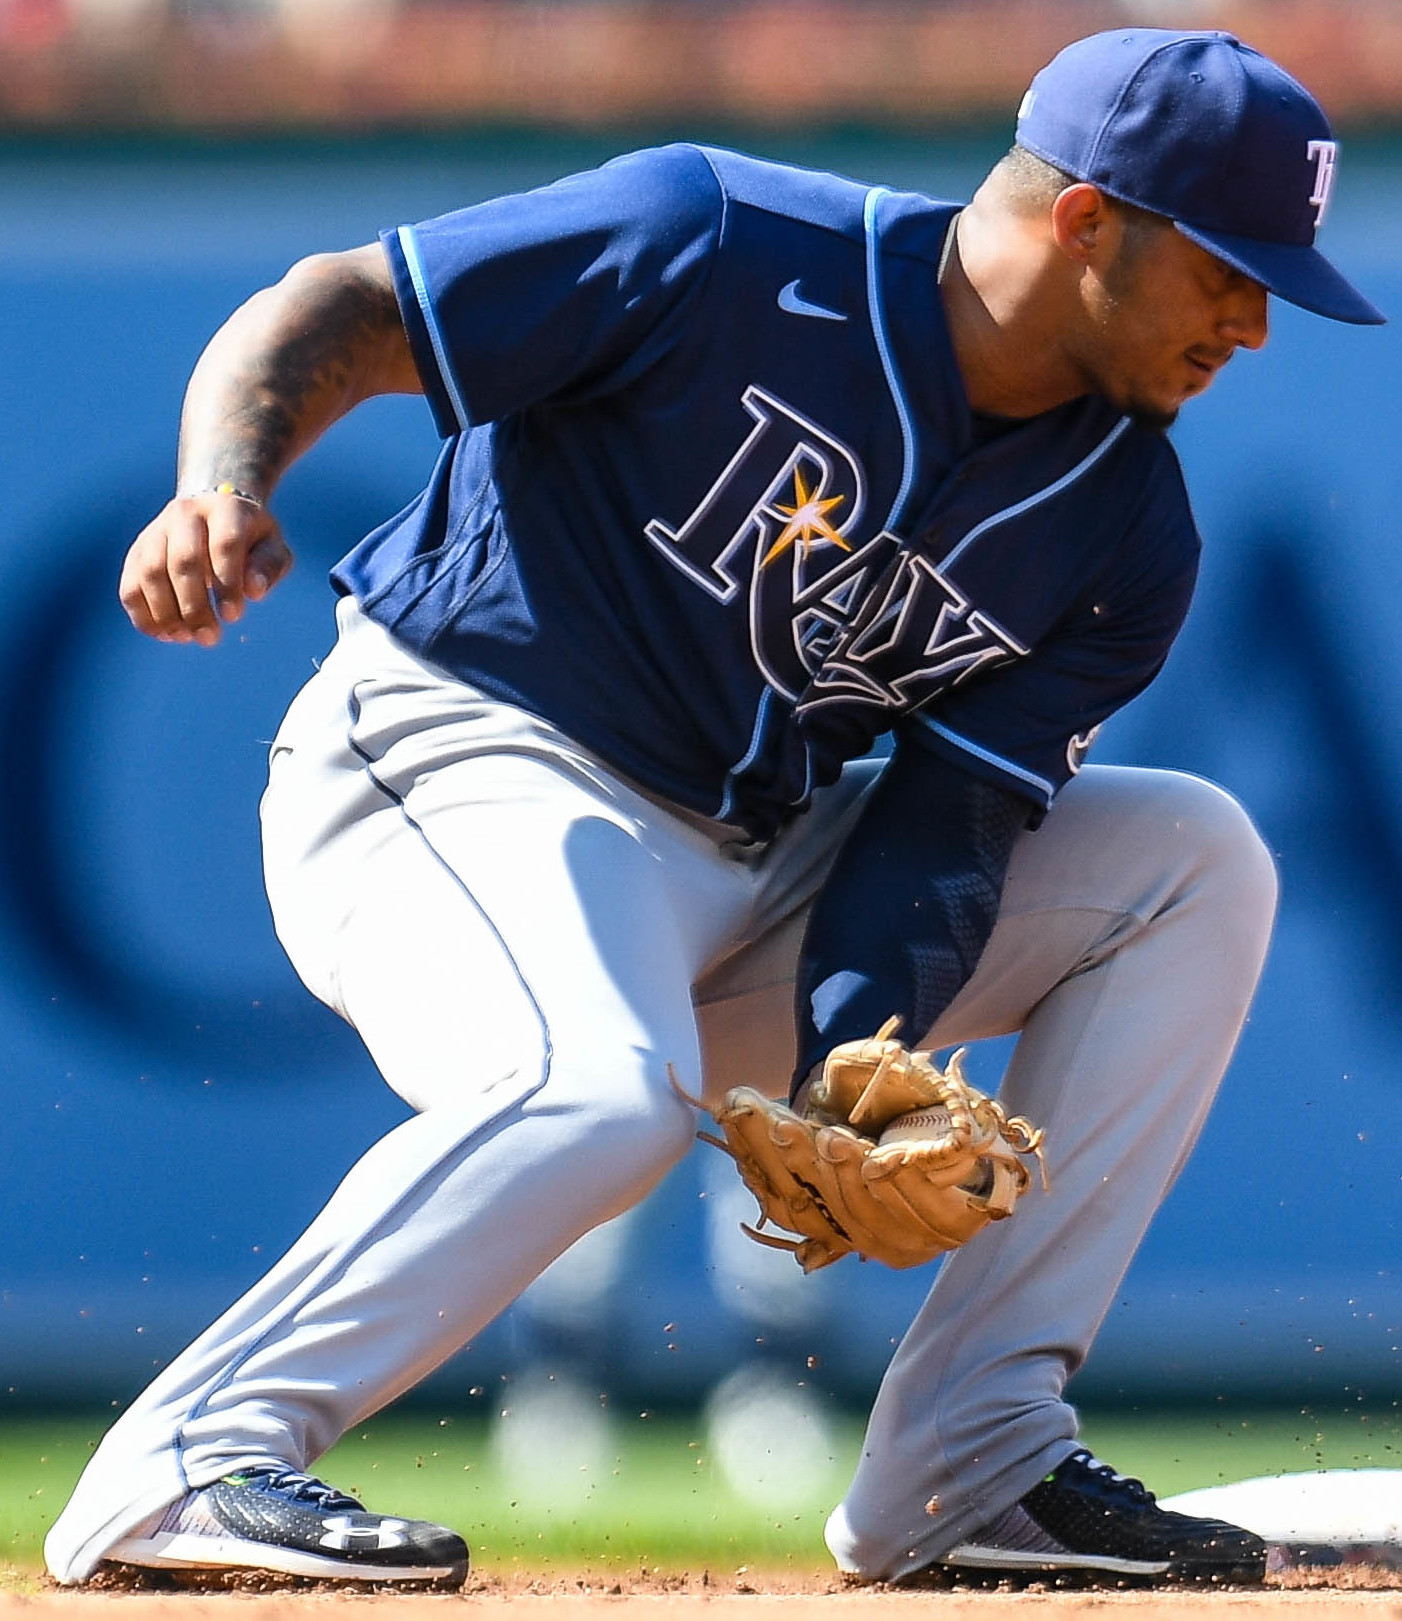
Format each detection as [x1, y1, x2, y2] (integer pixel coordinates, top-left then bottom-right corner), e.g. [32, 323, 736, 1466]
[395, 763, 715, 1093]
[264, 691, 746, 1113]
[925, 762, 1276, 1047]
[265, 745, 541, 1109]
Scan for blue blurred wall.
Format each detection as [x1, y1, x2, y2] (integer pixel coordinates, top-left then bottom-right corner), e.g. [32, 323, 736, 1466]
[1, 133, 1398, 1410]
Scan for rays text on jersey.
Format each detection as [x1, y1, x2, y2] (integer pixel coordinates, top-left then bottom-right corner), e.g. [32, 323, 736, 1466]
[800, 550, 1027, 713]
[644, 385, 866, 603]
[645, 385, 1027, 717]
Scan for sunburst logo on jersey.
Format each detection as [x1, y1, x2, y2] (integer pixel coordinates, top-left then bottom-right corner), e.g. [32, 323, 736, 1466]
[761, 467, 851, 567]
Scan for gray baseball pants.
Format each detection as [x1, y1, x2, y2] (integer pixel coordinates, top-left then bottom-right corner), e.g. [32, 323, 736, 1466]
[45, 599, 1276, 1584]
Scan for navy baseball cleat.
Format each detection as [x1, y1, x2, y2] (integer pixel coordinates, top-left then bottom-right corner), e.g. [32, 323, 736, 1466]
[908, 1449, 1266, 1587]
[102, 1465, 469, 1588]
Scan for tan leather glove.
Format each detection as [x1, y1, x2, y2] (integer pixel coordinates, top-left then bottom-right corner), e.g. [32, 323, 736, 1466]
[704, 1018, 1047, 1273]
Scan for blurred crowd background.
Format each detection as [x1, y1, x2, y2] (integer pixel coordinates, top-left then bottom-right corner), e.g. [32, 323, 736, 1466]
[1, 0, 1399, 1428]
[5, 0, 1402, 130]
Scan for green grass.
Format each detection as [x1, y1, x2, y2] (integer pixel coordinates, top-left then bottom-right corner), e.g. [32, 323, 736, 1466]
[1, 1404, 1397, 1576]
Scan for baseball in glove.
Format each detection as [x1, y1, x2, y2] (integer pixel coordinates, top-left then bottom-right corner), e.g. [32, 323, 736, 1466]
[697, 1017, 1048, 1273]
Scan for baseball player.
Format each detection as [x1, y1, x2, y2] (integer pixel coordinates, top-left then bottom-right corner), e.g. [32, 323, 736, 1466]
[46, 28, 1381, 1591]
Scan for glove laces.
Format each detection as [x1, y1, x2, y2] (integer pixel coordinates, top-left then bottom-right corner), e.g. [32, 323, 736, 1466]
[990, 1102, 1051, 1192]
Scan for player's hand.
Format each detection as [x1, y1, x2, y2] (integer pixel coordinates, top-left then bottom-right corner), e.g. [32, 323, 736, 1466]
[119, 489, 293, 646]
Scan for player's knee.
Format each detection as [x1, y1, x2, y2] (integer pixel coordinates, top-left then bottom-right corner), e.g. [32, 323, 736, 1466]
[1147, 772, 1278, 961]
[630, 1072, 700, 1169]
[1169, 773, 1276, 907]
[563, 1057, 699, 1176]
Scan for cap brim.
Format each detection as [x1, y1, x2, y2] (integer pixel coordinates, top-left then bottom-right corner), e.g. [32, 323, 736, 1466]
[1176, 223, 1386, 325]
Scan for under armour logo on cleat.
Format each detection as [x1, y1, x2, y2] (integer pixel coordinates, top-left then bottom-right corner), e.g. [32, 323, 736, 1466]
[777, 280, 847, 322]
[319, 1514, 411, 1551]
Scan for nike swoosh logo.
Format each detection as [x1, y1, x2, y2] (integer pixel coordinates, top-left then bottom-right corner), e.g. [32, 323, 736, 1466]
[777, 280, 848, 322]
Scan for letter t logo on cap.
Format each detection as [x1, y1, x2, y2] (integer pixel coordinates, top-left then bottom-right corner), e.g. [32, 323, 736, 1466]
[1307, 138, 1339, 226]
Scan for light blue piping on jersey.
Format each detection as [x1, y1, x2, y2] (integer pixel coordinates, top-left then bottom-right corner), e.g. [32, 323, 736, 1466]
[398, 225, 473, 434]
[914, 714, 1056, 807]
[914, 418, 1129, 806]
[940, 416, 1133, 572]
[718, 685, 776, 822]
[862, 186, 918, 531]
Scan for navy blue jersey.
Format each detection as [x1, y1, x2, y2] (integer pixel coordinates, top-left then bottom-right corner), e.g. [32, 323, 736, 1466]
[333, 144, 1199, 840]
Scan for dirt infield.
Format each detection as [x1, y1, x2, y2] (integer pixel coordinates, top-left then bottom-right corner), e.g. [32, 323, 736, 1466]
[2, 1566, 1399, 1620]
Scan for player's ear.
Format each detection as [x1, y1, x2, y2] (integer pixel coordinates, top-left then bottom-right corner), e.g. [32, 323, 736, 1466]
[1049, 183, 1112, 267]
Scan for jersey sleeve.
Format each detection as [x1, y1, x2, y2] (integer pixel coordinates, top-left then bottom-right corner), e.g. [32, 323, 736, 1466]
[902, 455, 1200, 814]
[380, 144, 724, 436]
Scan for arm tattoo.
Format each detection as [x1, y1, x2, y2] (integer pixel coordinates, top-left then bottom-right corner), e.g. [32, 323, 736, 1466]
[179, 260, 406, 498]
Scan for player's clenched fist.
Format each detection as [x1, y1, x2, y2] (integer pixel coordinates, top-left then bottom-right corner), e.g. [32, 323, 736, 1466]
[119, 487, 292, 647]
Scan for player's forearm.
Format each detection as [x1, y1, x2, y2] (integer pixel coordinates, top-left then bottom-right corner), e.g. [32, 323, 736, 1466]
[791, 745, 1028, 1100]
[175, 246, 420, 501]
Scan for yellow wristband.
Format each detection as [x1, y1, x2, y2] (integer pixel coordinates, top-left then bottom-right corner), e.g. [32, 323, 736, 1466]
[214, 482, 265, 505]
[177, 482, 265, 506]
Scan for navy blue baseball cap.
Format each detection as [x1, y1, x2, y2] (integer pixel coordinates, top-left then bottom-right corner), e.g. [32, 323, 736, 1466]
[1016, 28, 1384, 325]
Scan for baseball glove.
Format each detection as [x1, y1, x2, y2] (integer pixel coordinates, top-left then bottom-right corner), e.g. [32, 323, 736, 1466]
[701, 1017, 1047, 1273]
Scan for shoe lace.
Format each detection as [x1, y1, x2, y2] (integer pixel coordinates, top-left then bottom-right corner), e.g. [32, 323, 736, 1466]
[235, 1465, 364, 1514]
[1072, 1449, 1155, 1507]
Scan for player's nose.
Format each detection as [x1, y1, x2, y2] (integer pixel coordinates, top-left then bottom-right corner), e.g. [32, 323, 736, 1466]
[1222, 282, 1269, 351]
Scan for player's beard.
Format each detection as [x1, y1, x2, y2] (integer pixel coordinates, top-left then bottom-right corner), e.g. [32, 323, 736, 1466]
[1076, 355, 1179, 434]
[1097, 214, 1181, 435]
[1123, 400, 1178, 434]
[1064, 310, 1182, 433]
